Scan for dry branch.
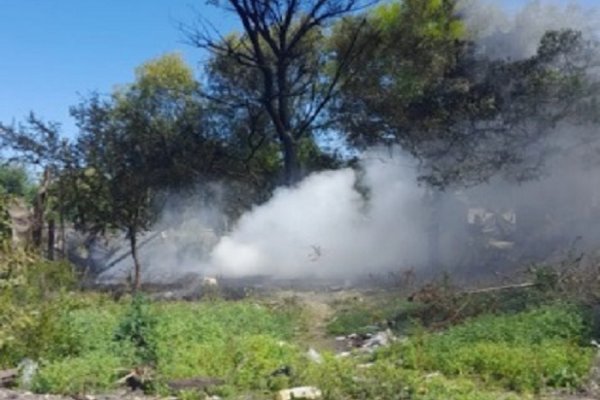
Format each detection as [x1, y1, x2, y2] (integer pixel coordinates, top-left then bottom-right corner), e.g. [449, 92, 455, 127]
[464, 282, 536, 295]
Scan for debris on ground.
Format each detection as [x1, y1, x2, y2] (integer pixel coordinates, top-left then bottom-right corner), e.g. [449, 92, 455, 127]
[18, 359, 38, 390]
[335, 329, 398, 354]
[201, 277, 218, 287]
[306, 347, 323, 364]
[0, 369, 18, 388]
[116, 367, 154, 391]
[275, 386, 322, 400]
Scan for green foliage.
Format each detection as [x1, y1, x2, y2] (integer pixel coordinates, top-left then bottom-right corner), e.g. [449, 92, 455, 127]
[32, 352, 123, 394]
[2, 285, 596, 398]
[0, 196, 12, 244]
[326, 297, 419, 335]
[114, 294, 158, 365]
[0, 164, 35, 199]
[133, 53, 198, 96]
[302, 354, 522, 400]
[5, 297, 303, 395]
[335, 0, 599, 187]
[0, 244, 81, 367]
[379, 304, 594, 392]
[326, 307, 378, 336]
[151, 301, 302, 392]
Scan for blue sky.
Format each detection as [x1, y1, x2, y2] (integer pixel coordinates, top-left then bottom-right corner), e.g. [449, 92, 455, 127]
[0, 0, 238, 135]
[0, 0, 597, 137]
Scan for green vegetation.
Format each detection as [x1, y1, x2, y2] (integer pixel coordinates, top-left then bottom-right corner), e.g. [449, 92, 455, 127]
[326, 296, 419, 335]
[28, 298, 304, 396]
[1, 251, 596, 399]
[0, 241, 596, 398]
[1, 1, 600, 398]
[379, 304, 593, 393]
[0, 165, 35, 199]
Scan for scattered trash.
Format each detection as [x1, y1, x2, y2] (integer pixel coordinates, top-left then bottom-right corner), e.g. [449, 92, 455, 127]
[202, 277, 218, 286]
[335, 329, 399, 355]
[424, 372, 442, 380]
[18, 359, 38, 389]
[357, 363, 374, 369]
[306, 348, 323, 364]
[276, 386, 322, 400]
[362, 329, 395, 349]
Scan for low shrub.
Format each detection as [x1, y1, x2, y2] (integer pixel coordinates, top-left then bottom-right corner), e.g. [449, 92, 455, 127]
[379, 303, 594, 393]
[32, 352, 123, 394]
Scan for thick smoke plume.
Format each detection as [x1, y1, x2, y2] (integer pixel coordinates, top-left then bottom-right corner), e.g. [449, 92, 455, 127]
[200, 0, 600, 279]
[208, 151, 429, 278]
[95, 0, 600, 283]
[461, 0, 600, 60]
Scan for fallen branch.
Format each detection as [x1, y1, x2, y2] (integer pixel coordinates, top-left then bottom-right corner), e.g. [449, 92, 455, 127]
[464, 282, 536, 295]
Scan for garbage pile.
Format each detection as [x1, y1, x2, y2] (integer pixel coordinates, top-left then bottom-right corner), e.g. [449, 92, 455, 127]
[334, 328, 398, 357]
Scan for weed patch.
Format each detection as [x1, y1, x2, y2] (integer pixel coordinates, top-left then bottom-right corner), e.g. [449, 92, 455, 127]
[379, 303, 595, 393]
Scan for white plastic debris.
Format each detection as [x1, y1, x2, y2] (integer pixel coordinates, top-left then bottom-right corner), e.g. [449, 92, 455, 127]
[202, 276, 218, 286]
[306, 347, 323, 364]
[18, 358, 38, 389]
[357, 363, 374, 369]
[362, 329, 396, 349]
[276, 386, 322, 400]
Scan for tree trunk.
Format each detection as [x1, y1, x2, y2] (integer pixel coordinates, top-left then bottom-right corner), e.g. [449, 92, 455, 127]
[47, 217, 55, 260]
[32, 195, 44, 249]
[32, 168, 51, 250]
[426, 189, 443, 269]
[129, 228, 142, 293]
[281, 134, 299, 186]
[58, 211, 65, 259]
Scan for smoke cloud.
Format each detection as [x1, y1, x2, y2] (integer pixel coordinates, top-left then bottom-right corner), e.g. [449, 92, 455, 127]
[93, 0, 600, 284]
[208, 151, 429, 278]
[460, 0, 600, 60]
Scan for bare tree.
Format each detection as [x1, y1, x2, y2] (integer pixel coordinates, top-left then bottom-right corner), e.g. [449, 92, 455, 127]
[186, 0, 374, 184]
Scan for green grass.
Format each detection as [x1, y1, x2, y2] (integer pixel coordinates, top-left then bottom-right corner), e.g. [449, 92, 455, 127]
[326, 296, 419, 335]
[1, 265, 596, 399]
[377, 303, 595, 393]
[24, 296, 306, 395]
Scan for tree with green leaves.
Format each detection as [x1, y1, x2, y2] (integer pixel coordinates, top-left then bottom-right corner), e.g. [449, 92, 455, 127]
[332, 1, 600, 268]
[71, 54, 219, 290]
[0, 114, 74, 256]
[334, 0, 600, 188]
[0, 165, 33, 199]
[187, 0, 373, 185]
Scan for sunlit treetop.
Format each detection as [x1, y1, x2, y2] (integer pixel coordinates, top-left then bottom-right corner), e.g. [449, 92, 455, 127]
[132, 52, 198, 96]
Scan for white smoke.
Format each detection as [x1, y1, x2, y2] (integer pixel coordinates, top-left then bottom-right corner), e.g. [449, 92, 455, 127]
[208, 151, 429, 278]
[460, 0, 600, 60]
[96, 0, 600, 284]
